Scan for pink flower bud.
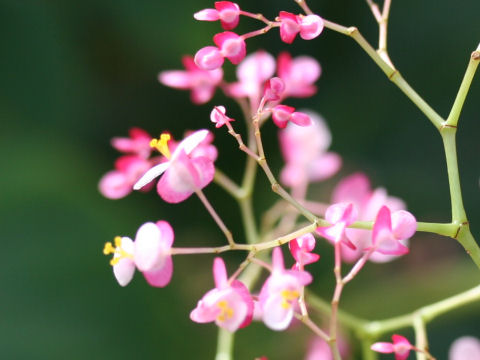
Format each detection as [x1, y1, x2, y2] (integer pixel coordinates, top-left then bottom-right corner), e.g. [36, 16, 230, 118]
[210, 106, 234, 128]
[195, 46, 225, 70]
[272, 105, 311, 128]
[263, 77, 285, 101]
[214, 31, 246, 64]
[215, 1, 240, 30]
[299, 15, 324, 40]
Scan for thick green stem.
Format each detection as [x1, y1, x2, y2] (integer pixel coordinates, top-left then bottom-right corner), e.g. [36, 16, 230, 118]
[215, 329, 234, 360]
[413, 315, 428, 360]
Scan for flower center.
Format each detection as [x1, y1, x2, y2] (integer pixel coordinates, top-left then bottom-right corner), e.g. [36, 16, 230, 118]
[280, 289, 300, 309]
[103, 236, 133, 266]
[150, 133, 172, 159]
[216, 300, 234, 322]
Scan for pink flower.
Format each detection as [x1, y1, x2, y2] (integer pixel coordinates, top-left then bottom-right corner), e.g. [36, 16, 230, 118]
[210, 106, 235, 128]
[371, 334, 414, 360]
[258, 248, 312, 330]
[194, 1, 241, 30]
[111, 127, 153, 158]
[190, 258, 254, 332]
[227, 50, 276, 107]
[279, 111, 341, 187]
[278, 12, 324, 44]
[370, 206, 416, 256]
[133, 130, 215, 203]
[316, 203, 357, 250]
[103, 221, 174, 287]
[277, 52, 321, 98]
[99, 155, 153, 199]
[271, 105, 311, 128]
[195, 32, 246, 70]
[288, 233, 320, 270]
[449, 336, 480, 360]
[263, 77, 285, 102]
[158, 56, 223, 104]
[332, 173, 410, 262]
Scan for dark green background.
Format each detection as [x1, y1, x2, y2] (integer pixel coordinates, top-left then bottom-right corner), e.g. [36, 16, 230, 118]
[1, 0, 479, 359]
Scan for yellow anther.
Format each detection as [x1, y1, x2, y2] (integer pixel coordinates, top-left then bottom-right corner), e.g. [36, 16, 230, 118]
[103, 242, 115, 255]
[280, 289, 300, 309]
[216, 300, 234, 322]
[150, 133, 172, 159]
[103, 236, 133, 266]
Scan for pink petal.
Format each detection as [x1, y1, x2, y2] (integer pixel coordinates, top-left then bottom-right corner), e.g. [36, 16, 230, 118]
[230, 280, 254, 328]
[391, 210, 417, 240]
[173, 129, 210, 158]
[262, 294, 294, 330]
[134, 222, 165, 272]
[299, 15, 324, 40]
[143, 255, 173, 287]
[272, 104, 294, 128]
[195, 46, 224, 70]
[307, 152, 342, 182]
[194, 8, 220, 21]
[332, 172, 371, 205]
[449, 336, 480, 360]
[237, 50, 276, 85]
[214, 32, 246, 64]
[98, 170, 132, 199]
[156, 220, 175, 247]
[371, 342, 395, 354]
[263, 77, 285, 102]
[278, 11, 300, 44]
[213, 257, 228, 288]
[325, 203, 358, 226]
[215, 1, 240, 30]
[290, 111, 311, 126]
[158, 70, 192, 89]
[271, 247, 285, 273]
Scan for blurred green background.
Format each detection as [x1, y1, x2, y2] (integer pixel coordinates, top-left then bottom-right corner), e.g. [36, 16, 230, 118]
[1, 0, 479, 359]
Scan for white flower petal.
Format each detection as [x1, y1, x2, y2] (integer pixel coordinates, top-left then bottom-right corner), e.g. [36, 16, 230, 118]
[133, 162, 170, 190]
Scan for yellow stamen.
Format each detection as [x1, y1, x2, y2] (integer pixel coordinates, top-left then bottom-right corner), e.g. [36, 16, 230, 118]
[103, 236, 133, 266]
[280, 289, 300, 309]
[216, 300, 234, 322]
[150, 133, 171, 159]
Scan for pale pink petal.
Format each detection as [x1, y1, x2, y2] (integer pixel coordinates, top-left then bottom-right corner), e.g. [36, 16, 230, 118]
[99, 171, 132, 199]
[173, 129, 210, 158]
[449, 336, 480, 360]
[133, 162, 170, 190]
[371, 342, 395, 353]
[290, 111, 311, 126]
[278, 11, 300, 44]
[190, 155, 215, 189]
[158, 70, 192, 89]
[308, 152, 342, 182]
[156, 220, 175, 247]
[264, 77, 285, 102]
[214, 31, 246, 64]
[134, 222, 164, 272]
[271, 247, 285, 273]
[195, 46, 224, 70]
[332, 172, 371, 205]
[216, 1, 240, 30]
[237, 50, 276, 85]
[213, 257, 228, 288]
[299, 15, 324, 40]
[290, 56, 321, 87]
[157, 153, 199, 203]
[113, 258, 136, 287]
[194, 8, 220, 21]
[391, 210, 417, 240]
[190, 288, 223, 323]
[142, 256, 173, 287]
[280, 163, 308, 187]
[262, 294, 294, 330]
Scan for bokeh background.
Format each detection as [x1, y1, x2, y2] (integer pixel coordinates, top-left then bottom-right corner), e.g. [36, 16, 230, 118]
[1, 0, 480, 359]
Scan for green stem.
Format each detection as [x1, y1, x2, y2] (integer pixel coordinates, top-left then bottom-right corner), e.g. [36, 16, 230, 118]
[215, 328, 234, 360]
[446, 44, 480, 127]
[361, 338, 378, 360]
[413, 315, 428, 360]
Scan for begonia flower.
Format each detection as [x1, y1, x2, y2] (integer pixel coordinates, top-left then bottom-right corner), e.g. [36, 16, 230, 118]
[271, 105, 311, 128]
[99, 155, 154, 199]
[288, 233, 320, 270]
[258, 248, 312, 331]
[316, 203, 357, 250]
[371, 334, 414, 360]
[370, 206, 416, 256]
[195, 32, 246, 70]
[279, 111, 341, 187]
[278, 11, 324, 44]
[103, 221, 174, 287]
[190, 257, 254, 332]
[133, 130, 215, 203]
[449, 336, 480, 360]
[194, 1, 241, 30]
[210, 105, 235, 128]
[277, 52, 321, 98]
[227, 50, 276, 107]
[111, 127, 153, 158]
[331, 173, 410, 263]
[263, 77, 285, 102]
[159, 56, 223, 104]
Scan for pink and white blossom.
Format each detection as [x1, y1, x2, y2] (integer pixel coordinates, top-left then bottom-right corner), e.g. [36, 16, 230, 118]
[331, 173, 411, 263]
[258, 248, 312, 331]
[278, 12, 324, 44]
[316, 203, 357, 250]
[133, 130, 215, 203]
[103, 221, 175, 287]
[190, 257, 254, 332]
[210, 105, 235, 128]
[158, 56, 223, 104]
[194, 1, 241, 30]
[449, 336, 480, 360]
[277, 52, 321, 98]
[279, 111, 341, 187]
[371, 334, 414, 360]
[370, 206, 416, 256]
[288, 233, 320, 270]
[195, 32, 246, 70]
[271, 105, 311, 128]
